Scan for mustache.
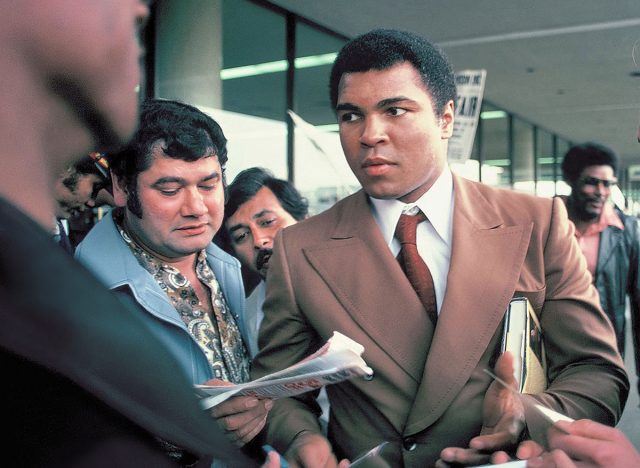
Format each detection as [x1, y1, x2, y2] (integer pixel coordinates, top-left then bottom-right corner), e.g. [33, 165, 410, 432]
[256, 248, 273, 271]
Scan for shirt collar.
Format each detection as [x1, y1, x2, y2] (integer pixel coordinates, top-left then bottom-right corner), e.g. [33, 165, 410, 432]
[601, 203, 624, 230]
[579, 202, 625, 237]
[369, 166, 454, 247]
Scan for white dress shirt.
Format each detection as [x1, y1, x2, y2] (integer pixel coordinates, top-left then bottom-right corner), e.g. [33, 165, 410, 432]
[369, 167, 454, 314]
[245, 280, 266, 358]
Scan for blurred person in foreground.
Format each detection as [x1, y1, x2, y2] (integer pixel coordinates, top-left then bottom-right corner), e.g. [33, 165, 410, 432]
[525, 419, 640, 468]
[0, 0, 255, 465]
[250, 28, 628, 467]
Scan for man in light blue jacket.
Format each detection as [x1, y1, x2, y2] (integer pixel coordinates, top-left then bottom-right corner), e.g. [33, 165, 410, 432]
[76, 99, 271, 452]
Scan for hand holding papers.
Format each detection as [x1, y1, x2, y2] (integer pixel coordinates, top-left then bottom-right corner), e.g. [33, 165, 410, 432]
[197, 331, 372, 409]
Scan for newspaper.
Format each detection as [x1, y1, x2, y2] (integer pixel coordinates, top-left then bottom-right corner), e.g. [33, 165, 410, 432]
[196, 331, 372, 409]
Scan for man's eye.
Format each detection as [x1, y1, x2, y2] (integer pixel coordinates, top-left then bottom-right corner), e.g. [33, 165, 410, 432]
[387, 107, 407, 116]
[233, 232, 248, 244]
[339, 112, 361, 123]
[159, 188, 179, 196]
[199, 184, 215, 191]
[260, 218, 276, 227]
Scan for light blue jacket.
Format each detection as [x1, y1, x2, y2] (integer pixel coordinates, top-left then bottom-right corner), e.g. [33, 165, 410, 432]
[75, 213, 247, 385]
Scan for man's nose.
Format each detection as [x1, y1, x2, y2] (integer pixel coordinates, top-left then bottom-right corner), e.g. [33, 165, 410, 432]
[594, 181, 610, 196]
[253, 229, 272, 249]
[183, 188, 208, 215]
[359, 116, 387, 147]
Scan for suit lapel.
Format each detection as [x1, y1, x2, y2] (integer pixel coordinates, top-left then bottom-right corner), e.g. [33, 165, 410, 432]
[406, 177, 533, 433]
[596, 226, 622, 279]
[304, 192, 433, 383]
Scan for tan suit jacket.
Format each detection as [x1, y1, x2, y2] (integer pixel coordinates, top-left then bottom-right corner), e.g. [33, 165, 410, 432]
[251, 175, 628, 467]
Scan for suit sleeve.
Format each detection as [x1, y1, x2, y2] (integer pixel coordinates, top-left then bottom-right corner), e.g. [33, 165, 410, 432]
[521, 197, 629, 435]
[250, 229, 324, 453]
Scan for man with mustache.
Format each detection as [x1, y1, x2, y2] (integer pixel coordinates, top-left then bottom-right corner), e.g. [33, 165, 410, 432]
[560, 143, 640, 393]
[220, 167, 308, 357]
[76, 99, 271, 454]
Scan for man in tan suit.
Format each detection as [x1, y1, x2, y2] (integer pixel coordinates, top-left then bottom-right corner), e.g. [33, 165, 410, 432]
[251, 29, 628, 467]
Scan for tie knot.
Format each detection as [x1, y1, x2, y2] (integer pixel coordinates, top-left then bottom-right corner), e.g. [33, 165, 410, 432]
[395, 211, 427, 245]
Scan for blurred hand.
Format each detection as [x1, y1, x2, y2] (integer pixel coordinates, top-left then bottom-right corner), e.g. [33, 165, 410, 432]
[437, 352, 526, 466]
[527, 419, 640, 468]
[261, 449, 283, 468]
[206, 378, 273, 446]
[284, 431, 349, 468]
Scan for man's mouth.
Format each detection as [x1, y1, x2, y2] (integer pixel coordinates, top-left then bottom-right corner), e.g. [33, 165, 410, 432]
[362, 157, 395, 177]
[586, 197, 605, 208]
[177, 223, 208, 235]
[256, 248, 273, 275]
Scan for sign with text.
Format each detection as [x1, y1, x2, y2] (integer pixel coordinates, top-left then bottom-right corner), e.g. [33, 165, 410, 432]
[628, 164, 640, 181]
[447, 70, 486, 163]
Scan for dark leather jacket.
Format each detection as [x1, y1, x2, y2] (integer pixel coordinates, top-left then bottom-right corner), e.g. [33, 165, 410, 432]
[593, 208, 640, 391]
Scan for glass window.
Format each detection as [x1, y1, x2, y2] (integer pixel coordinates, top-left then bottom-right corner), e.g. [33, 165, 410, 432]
[535, 129, 555, 197]
[217, 0, 288, 179]
[479, 103, 509, 187]
[222, 1, 285, 120]
[555, 138, 572, 195]
[293, 23, 345, 126]
[292, 22, 355, 213]
[512, 117, 534, 194]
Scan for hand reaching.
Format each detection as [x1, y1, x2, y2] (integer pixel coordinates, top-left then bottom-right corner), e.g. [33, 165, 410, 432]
[284, 431, 349, 468]
[527, 419, 640, 468]
[437, 352, 526, 466]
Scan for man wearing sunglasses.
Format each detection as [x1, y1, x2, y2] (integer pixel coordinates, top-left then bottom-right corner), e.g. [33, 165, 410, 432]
[561, 143, 640, 393]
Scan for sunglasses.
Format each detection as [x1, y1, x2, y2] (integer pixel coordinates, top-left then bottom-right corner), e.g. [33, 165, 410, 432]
[580, 176, 617, 188]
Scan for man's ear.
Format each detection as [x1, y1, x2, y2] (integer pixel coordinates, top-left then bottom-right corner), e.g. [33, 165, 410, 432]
[440, 100, 455, 139]
[110, 171, 128, 208]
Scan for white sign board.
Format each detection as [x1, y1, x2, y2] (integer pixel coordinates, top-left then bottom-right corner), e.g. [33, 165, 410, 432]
[447, 70, 486, 163]
[628, 164, 640, 181]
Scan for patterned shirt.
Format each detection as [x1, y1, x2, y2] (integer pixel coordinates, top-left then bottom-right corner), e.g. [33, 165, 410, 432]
[113, 209, 250, 384]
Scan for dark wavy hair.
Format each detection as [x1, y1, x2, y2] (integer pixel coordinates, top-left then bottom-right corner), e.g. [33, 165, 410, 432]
[61, 154, 108, 192]
[108, 98, 228, 217]
[215, 167, 308, 251]
[329, 28, 457, 116]
[561, 142, 618, 184]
